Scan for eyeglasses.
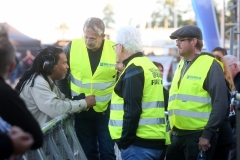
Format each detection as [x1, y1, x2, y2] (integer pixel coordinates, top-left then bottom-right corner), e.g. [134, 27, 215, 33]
[82, 35, 100, 42]
[176, 38, 190, 44]
[112, 43, 120, 50]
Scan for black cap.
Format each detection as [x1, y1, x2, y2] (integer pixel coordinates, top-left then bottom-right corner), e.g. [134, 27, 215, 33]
[170, 25, 203, 40]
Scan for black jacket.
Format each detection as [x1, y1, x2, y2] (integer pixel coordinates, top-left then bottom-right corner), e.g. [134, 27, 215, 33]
[216, 80, 234, 146]
[229, 71, 240, 126]
[234, 72, 240, 92]
[114, 52, 165, 150]
[0, 77, 43, 159]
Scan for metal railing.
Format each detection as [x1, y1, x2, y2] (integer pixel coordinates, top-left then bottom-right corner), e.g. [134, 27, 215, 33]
[22, 111, 169, 160]
[23, 114, 87, 160]
[223, 0, 240, 58]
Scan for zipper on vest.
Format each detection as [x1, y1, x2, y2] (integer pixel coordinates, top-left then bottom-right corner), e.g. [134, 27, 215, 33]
[178, 61, 190, 88]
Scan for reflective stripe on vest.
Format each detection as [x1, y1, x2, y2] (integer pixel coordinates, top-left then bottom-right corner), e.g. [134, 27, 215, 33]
[109, 56, 168, 140]
[111, 101, 165, 110]
[168, 55, 223, 130]
[169, 94, 211, 104]
[168, 109, 210, 119]
[109, 118, 165, 126]
[71, 74, 115, 90]
[70, 39, 117, 112]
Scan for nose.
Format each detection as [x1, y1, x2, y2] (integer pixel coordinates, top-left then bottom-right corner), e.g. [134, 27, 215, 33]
[66, 64, 69, 69]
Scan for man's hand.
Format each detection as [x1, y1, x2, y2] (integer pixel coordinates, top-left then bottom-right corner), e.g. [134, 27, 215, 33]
[198, 137, 211, 151]
[8, 126, 34, 155]
[85, 95, 96, 108]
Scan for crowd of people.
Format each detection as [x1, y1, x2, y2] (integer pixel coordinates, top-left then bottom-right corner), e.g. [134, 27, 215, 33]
[0, 17, 238, 160]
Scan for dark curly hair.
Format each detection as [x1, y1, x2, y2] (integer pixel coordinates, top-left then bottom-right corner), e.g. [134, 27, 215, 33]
[15, 47, 63, 93]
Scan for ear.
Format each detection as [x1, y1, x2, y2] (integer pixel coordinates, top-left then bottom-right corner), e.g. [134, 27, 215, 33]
[101, 34, 105, 39]
[52, 64, 56, 72]
[191, 38, 197, 46]
[8, 62, 16, 74]
[119, 44, 123, 53]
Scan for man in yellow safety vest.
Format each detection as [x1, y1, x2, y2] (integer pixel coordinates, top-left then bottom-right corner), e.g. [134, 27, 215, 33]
[166, 25, 229, 160]
[56, 17, 117, 160]
[111, 26, 169, 160]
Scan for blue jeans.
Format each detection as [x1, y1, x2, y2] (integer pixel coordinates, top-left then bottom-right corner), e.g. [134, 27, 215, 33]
[74, 107, 115, 160]
[121, 145, 162, 160]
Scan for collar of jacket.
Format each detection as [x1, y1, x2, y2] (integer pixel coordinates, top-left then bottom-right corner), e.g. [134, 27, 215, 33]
[122, 52, 144, 67]
[183, 52, 214, 66]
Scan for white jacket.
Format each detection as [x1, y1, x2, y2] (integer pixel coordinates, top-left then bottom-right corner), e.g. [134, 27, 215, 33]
[20, 74, 87, 128]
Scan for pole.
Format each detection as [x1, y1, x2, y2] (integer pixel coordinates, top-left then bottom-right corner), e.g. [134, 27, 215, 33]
[230, 28, 234, 55]
[173, 0, 178, 28]
[237, 0, 240, 60]
[221, 0, 225, 48]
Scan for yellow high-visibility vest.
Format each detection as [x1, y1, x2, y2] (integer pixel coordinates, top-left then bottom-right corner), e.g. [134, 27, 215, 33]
[70, 38, 117, 112]
[109, 56, 169, 141]
[108, 91, 124, 139]
[168, 55, 223, 130]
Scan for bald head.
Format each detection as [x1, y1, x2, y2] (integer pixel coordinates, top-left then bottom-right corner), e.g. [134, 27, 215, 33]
[224, 55, 240, 79]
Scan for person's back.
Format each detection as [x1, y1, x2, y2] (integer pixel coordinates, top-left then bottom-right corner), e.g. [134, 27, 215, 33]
[0, 23, 43, 158]
[111, 26, 168, 160]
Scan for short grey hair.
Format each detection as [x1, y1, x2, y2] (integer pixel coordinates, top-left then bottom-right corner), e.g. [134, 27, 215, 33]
[83, 17, 105, 35]
[115, 26, 142, 54]
[224, 55, 240, 66]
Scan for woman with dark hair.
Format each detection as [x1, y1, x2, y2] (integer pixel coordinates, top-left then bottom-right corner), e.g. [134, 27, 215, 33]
[15, 47, 96, 127]
[212, 47, 228, 56]
[153, 61, 164, 78]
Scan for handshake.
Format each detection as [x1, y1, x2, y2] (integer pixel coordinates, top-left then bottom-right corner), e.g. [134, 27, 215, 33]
[73, 93, 96, 108]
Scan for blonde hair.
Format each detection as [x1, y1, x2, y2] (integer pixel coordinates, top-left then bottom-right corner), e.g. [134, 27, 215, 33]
[213, 52, 235, 91]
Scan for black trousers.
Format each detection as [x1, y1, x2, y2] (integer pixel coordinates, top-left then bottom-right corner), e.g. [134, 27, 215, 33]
[166, 131, 218, 160]
[212, 144, 231, 160]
